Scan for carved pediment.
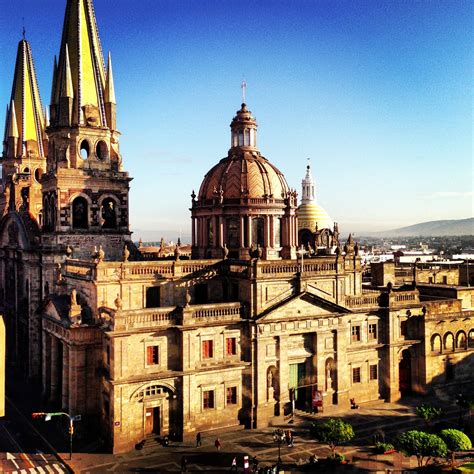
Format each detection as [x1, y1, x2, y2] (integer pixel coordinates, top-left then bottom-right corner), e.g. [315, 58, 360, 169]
[257, 291, 350, 322]
[43, 299, 62, 322]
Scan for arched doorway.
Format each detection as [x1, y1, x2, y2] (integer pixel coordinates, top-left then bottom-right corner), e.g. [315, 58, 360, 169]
[133, 383, 177, 438]
[399, 350, 411, 395]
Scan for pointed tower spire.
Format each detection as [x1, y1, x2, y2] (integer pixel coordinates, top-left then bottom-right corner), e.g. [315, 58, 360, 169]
[7, 100, 19, 139]
[62, 44, 74, 98]
[3, 39, 45, 160]
[104, 52, 117, 130]
[51, 0, 108, 127]
[1, 38, 46, 219]
[105, 52, 116, 104]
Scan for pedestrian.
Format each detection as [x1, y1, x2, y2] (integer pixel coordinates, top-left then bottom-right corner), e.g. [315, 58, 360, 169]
[181, 456, 187, 472]
[285, 430, 290, 446]
[230, 456, 238, 471]
[289, 430, 294, 447]
[196, 431, 202, 447]
[215, 437, 222, 452]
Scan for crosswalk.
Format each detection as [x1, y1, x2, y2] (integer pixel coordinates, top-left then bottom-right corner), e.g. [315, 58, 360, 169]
[9, 463, 66, 474]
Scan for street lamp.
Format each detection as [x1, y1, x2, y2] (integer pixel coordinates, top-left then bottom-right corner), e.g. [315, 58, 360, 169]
[272, 428, 284, 468]
[32, 411, 81, 459]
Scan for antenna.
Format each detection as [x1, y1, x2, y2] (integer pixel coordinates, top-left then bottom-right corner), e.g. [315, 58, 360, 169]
[22, 18, 26, 40]
[241, 79, 247, 104]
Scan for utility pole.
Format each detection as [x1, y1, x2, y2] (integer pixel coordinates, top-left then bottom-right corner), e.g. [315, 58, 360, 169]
[32, 411, 81, 459]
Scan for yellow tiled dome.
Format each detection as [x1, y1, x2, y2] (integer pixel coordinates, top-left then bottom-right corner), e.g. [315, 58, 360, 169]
[297, 202, 333, 231]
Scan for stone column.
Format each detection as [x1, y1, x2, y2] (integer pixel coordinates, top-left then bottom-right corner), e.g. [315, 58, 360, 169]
[191, 217, 196, 247]
[218, 216, 224, 248]
[50, 336, 60, 403]
[269, 216, 275, 247]
[69, 346, 86, 414]
[62, 343, 69, 411]
[277, 335, 289, 405]
[42, 331, 51, 400]
[335, 326, 350, 407]
[240, 216, 245, 248]
[246, 216, 252, 248]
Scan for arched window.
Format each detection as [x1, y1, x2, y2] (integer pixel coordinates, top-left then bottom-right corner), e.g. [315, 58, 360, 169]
[443, 332, 454, 352]
[430, 334, 442, 353]
[469, 329, 474, 348]
[50, 195, 56, 229]
[456, 331, 467, 350]
[252, 217, 264, 247]
[72, 197, 89, 229]
[79, 140, 90, 160]
[43, 195, 51, 230]
[96, 140, 108, 161]
[226, 218, 240, 248]
[101, 198, 117, 229]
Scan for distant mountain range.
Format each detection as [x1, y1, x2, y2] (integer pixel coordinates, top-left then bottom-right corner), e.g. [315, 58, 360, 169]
[365, 218, 474, 237]
[131, 229, 192, 244]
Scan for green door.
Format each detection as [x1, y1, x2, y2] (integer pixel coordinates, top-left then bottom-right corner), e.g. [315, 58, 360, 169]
[289, 363, 306, 404]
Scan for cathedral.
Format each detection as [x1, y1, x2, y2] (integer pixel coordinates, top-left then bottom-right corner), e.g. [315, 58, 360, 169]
[1, 0, 473, 454]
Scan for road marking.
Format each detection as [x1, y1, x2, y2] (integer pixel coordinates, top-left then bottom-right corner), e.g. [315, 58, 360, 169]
[45, 465, 56, 473]
[6, 452, 20, 470]
[53, 464, 66, 473]
[20, 470, 28, 474]
[5, 397, 68, 471]
[37, 467, 47, 474]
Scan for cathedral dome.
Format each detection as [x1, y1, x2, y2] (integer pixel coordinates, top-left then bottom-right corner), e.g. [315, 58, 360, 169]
[192, 101, 298, 261]
[297, 201, 333, 231]
[198, 153, 290, 201]
[197, 104, 290, 201]
[296, 163, 333, 231]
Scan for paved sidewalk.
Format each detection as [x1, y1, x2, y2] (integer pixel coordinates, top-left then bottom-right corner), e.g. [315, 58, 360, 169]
[62, 395, 470, 473]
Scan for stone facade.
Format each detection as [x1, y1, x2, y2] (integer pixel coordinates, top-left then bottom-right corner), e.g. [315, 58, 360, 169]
[0, 0, 472, 457]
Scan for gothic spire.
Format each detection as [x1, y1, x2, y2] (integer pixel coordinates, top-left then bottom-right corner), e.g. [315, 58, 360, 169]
[2, 39, 45, 159]
[50, 0, 108, 127]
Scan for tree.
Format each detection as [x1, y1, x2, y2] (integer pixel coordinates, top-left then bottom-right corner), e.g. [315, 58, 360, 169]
[395, 430, 447, 467]
[439, 429, 472, 466]
[415, 404, 442, 427]
[310, 418, 355, 456]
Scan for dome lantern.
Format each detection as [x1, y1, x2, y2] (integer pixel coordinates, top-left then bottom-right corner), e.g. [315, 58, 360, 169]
[230, 103, 258, 150]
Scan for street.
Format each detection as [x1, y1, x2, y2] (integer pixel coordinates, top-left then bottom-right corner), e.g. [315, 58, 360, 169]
[0, 397, 69, 473]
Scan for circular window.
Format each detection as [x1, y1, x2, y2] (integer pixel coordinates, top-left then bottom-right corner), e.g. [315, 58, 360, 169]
[96, 140, 108, 161]
[34, 168, 43, 183]
[79, 140, 90, 160]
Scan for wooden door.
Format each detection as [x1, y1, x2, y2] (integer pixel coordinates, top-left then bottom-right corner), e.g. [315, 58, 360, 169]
[145, 407, 154, 435]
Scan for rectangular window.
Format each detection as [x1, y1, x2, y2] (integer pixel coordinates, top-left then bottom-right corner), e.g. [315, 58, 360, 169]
[203, 390, 215, 409]
[400, 320, 408, 337]
[368, 323, 377, 340]
[145, 286, 160, 308]
[351, 325, 361, 342]
[146, 345, 159, 365]
[202, 340, 214, 359]
[369, 364, 378, 380]
[226, 386, 237, 405]
[226, 337, 237, 356]
[352, 367, 361, 383]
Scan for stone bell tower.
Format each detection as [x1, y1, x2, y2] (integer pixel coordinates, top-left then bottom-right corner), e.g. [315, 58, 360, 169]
[42, 0, 131, 259]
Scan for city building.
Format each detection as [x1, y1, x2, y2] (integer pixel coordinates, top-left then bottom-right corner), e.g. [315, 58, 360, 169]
[0, 0, 472, 454]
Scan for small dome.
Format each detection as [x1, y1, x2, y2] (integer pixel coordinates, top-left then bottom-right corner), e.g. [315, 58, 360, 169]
[198, 153, 290, 201]
[297, 202, 333, 231]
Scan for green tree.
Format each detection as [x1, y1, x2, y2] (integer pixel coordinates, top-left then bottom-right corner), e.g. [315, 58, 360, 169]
[395, 430, 447, 467]
[415, 404, 442, 427]
[310, 418, 355, 456]
[439, 429, 472, 466]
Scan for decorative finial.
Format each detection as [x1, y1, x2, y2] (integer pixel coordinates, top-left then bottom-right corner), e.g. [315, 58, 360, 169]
[307, 157, 311, 170]
[22, 18, 25, 40]
[241, 79, 247, 104]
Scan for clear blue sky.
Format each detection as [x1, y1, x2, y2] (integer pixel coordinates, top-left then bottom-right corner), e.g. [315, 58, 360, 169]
[1, 0, 472, 236]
